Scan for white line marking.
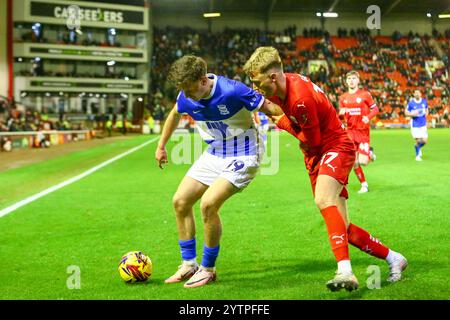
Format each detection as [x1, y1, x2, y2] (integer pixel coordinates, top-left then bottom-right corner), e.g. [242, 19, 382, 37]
[0, 136, 159, 218]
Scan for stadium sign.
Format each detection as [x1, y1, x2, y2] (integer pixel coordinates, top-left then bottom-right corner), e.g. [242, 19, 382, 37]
[30, 48, 143, 58]
[52, 6, 125, 24]
[14, 43, 147, 63]
[29, 80, 145, 90]
[14, 0, 149, 30]
[14, 77, 148, 98]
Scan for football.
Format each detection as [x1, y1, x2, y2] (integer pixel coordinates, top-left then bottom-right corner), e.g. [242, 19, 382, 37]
[118, 251, 152, 283]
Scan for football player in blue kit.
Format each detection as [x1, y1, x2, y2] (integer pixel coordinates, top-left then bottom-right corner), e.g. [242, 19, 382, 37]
[155, 55, 282, 288]
[405, 90, 429, 161]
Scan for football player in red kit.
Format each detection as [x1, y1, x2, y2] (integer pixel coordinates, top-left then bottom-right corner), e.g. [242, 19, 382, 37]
[339, 71, 379, 193]
[244, 47, 407, 292]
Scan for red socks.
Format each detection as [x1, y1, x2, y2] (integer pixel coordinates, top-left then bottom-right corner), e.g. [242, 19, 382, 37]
[354, 165, 366, 184]
[347, 223, 389, 259]
[320, 206, 349, 262]
[320, 207, 390, 262]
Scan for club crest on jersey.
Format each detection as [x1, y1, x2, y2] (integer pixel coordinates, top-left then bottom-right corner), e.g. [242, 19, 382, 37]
[356, 97, 362, 103]
[297, 102, 306, 108]
[217, 105, 230, 115]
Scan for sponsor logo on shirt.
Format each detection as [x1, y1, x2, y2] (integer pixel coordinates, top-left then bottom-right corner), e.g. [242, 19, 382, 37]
[346, 108, 362, 115]
[217, 105, 230, 115]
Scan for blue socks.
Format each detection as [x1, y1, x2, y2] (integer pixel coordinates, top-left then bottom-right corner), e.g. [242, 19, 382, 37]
[415, 142, 426, 156]
[178, 238, 196, 261]
[415, 144, 420, 156]
[178, 239, 220, 268]
[201, 244, 220, 268]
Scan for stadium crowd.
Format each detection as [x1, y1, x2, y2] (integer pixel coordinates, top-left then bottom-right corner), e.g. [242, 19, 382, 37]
[5, 26, 449, 135]
[0, 97, 77, 133]
[149, 27, 449, 126]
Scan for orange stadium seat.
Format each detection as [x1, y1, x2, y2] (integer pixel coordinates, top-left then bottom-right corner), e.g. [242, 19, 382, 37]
[296, 37, 322, 51]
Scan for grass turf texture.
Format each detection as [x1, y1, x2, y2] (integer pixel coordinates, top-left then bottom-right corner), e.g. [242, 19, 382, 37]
[0, 129, 449, 300]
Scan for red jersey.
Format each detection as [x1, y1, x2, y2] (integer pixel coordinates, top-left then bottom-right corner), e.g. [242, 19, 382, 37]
[272, 73, 354, 157]
[339, 89, 377, 136]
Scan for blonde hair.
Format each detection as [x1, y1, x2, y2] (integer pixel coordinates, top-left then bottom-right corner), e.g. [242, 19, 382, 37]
[346, 70, 360, 78]
[243, 46, 283, 76]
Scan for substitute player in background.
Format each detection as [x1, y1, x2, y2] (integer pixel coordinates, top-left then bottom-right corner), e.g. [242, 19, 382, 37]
[405, 90, 429, 161]
[244, 47, 407, 292]
[155, 55, 283, 288]
[339, 71, 379, 193]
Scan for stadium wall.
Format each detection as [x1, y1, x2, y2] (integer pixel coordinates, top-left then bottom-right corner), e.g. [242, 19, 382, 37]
[0, 0, 8, 97]
[153, 12, 448, 35]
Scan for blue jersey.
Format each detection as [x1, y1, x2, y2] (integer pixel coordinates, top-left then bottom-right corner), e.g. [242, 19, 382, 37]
[407, 98, 428, 128]
[176, 74, 265, 157]
[258, 112, 269, 126]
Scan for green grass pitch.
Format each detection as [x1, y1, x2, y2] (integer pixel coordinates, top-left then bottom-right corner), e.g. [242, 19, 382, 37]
[0, 129, 449, 300]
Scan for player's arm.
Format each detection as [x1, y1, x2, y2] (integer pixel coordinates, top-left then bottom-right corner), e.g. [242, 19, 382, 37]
[235, 81, 302, 138]
[274, 114, 303, 139]
[155, 104, 182, 169]
[253, 111, 261, 125]
[337, 97, 347, 127]
[404, 101, 413, 116]
[276, 96, 322, 153]
[366, 105, 379, 120]
[338, 97, 346, 116]
[293, 96, 321, 153]
[235, 81, 304, 139]
[404, 101, 418, 117]
[363, 91, 379, 123]
[259, 99, 304, 139]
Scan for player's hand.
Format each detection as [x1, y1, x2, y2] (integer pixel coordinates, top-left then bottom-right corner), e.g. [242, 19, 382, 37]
[155, 146, 168, 169]
[362, 116, 369, 124]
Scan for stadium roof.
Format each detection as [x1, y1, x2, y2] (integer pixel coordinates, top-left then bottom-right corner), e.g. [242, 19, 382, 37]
[150, 0, 450, 16]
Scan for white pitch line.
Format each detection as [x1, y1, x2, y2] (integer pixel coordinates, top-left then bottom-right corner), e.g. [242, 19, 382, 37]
[0, 136, 160, 218]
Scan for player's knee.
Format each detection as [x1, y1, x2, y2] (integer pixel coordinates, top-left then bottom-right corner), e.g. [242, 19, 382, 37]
[314, 196, 335, 210]
[200, 197, 221, 218]
[200, 198, 218, 214]
[200, 199, 219, 222]
[359, 158, 369, 166]
[172, 195, 192, 215]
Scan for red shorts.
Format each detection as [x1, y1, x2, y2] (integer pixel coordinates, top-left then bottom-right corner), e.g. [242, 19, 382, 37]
[306, 149, 356, 199]
[348, 130, 370, 157]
